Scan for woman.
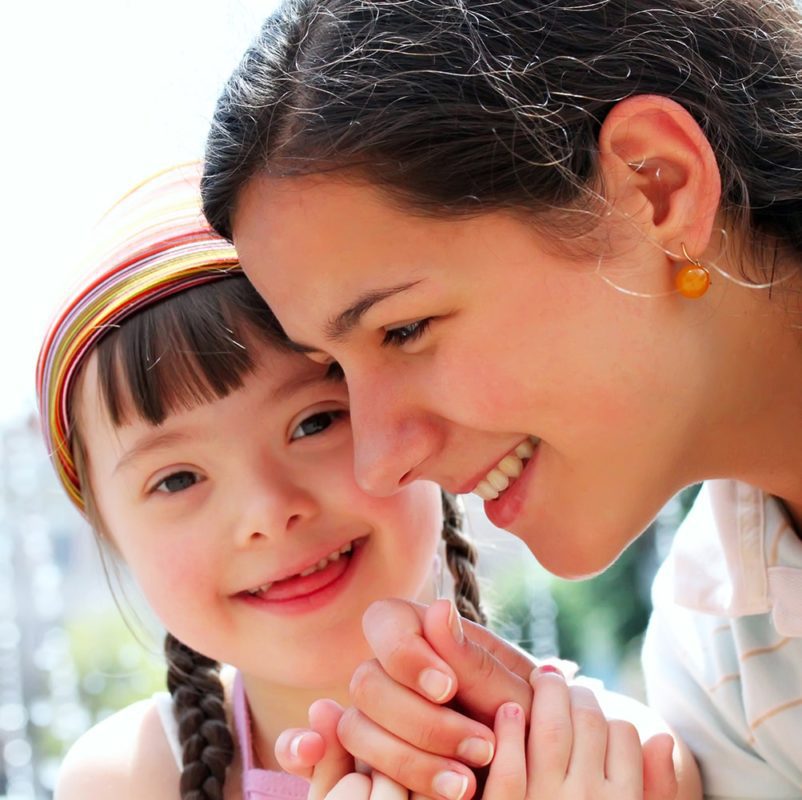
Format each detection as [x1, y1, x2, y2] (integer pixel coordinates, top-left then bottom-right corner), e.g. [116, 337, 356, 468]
[201, 1, 802, 797]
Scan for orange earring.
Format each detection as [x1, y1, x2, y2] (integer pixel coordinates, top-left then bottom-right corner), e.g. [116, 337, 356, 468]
[675, 243, 711, 299]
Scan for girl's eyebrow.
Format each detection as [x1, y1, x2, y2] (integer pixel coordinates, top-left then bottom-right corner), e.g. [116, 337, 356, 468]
[324, 280, 423, 342]
[114, 431, 191, 475]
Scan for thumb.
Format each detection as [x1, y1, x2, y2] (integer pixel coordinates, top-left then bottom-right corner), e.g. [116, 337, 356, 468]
[274, 727, 325, 779]
[422, 599, 534, 726]
[643, 733, 679, 800]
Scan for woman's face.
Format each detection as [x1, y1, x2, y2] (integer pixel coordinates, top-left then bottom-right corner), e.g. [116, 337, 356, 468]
[233, 175, 709, 577]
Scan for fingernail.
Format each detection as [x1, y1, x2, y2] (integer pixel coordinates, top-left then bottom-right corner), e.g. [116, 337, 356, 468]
[530, 664, 565, 686]
[538, 664, 563, 676]
[447, 601, 464, 645]
[457, 736, 494, 766]
[502, 702, 522, 719]
[419, 668, 453, 702]
[289, 733, 306, 759]
[433, 770, 469, 800]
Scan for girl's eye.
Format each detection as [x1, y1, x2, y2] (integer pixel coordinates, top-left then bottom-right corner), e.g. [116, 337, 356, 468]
[290, 410, 345, 440]
[153, 470, 202, 494]
[382, 318, 431, 347]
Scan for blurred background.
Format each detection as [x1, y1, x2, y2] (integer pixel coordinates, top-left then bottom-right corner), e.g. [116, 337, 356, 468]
[2, 2, 698, 797]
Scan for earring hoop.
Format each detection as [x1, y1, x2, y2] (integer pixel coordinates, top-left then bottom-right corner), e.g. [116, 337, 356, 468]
[675, 243, 711, 299]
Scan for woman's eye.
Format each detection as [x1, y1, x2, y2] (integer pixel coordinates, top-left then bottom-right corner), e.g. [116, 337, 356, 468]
[325, 361, 345, 381]
[382, 318, 431, 347]
[291, 410, 345, 440]
[153, 471, 201, 494]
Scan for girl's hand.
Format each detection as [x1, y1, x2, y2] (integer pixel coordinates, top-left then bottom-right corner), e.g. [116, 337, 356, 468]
[482, 669, 680, 800]
[325, 771, 436, 800]
[274, 699, 353, 800]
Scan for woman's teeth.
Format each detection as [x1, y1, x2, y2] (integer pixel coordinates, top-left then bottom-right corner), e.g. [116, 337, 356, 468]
[247, 542, 354, 595]
[473, 437, 539, 502]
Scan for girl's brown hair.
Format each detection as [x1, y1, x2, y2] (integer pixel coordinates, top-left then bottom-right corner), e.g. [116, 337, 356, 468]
[70, 274, 484, 800]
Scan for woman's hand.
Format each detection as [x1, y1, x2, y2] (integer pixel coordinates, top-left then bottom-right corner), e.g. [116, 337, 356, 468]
[277, 598, 535, 798]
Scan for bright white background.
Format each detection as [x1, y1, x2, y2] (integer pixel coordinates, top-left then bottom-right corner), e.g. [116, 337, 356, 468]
[1, 1, 279, 423]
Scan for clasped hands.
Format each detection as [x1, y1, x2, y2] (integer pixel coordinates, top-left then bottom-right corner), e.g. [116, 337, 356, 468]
[275, 599, 679, 800]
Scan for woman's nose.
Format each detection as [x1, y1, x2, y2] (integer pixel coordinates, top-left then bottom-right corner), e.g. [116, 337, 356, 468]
[348, 374, 441, 496]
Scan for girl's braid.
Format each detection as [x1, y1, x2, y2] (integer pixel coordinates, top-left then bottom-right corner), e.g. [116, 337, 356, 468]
[164, 633, 235, 800]
[441, 492, 486, 625]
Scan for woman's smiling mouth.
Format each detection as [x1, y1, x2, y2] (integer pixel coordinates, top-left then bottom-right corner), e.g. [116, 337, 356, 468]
[472, 437, 539, 502]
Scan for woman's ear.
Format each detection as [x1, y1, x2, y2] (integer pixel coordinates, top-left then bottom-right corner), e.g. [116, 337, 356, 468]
[597, 95, 721, 259]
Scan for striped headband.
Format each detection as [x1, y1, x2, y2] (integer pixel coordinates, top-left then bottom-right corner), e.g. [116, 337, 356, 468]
[36, 162, 241, 511]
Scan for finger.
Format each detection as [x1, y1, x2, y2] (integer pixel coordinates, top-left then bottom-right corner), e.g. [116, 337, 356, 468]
[363, 599, 458, 704]
[423, 600, 534, 726]
[370, 771, 410, 799]
[604, 719, 642, 792]
[566, 685, 608, 776]
[308, 700, 354, 800]
[274, 727, 326, 779]
[349, 659, 494, 766]
[482, 703, 526, 800]
[337, 706, 475, 800]
[326, 773, 373, 800]
[528, 670, 572, 780]
[643, 733, 679, 800]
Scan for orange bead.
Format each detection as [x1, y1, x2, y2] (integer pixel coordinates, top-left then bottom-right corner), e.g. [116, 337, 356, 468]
[675, 263, 710, 299]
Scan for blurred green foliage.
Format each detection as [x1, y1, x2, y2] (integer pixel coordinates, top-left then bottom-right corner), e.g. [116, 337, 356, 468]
[67, 612, 165, 720]
[488, 486, 701, 693]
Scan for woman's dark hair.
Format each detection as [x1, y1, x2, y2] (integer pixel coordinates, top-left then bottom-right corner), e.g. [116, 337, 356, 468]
[70, 274, 485, 798]
[203, 0, 802, 270]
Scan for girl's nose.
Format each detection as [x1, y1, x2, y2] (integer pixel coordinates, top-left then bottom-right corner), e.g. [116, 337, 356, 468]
[235, 469, 320, 545]
[348, 375, 440, 496]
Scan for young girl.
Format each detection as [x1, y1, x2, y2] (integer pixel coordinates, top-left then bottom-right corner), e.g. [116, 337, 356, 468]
[199, 0, 802, 798]
[40, 164, 685, 800]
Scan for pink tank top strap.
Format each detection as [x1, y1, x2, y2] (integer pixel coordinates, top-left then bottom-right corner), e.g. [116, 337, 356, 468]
[232, 671, 310, 799]
[233, 671, 256, 771]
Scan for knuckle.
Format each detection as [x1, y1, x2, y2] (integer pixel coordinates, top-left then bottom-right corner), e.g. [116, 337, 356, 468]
[609, 719, 639, 743]
[390, 748, 426, 787]
[349, 659, 382, 705]
[458, 644, 497, 694]
[571, 703, 607, 735]
[382, 630, 421, 676]
[412, 718, 447, 754]
[536, 716, 572, 749]
[335, 706, 364, 749]
[362, 597, 402, 629]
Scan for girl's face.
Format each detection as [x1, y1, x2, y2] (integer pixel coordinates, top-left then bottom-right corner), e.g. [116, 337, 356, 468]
[233, 176, 710, 578]
[76, 339, 442, 689]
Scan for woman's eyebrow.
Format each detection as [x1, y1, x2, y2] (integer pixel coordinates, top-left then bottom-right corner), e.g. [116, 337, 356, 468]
[324, 280, 422, 342]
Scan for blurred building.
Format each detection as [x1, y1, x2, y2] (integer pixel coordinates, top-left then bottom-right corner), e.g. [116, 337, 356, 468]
[0, 414, 100, 799]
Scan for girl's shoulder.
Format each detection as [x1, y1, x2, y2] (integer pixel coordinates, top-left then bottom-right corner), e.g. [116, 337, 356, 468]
[55, 698, 180, 800]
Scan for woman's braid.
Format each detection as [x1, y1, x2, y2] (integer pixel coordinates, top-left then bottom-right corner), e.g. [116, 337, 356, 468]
[164, 633, 235, 800]
[441, 492, 486, 625]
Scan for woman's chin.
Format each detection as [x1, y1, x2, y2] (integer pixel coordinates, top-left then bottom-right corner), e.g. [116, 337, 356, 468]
[516, 520, 634, 579]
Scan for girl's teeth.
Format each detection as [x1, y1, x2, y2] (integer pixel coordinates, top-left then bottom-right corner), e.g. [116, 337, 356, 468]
[298, 543, 353, 578]
[250, 542, 355, 591]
